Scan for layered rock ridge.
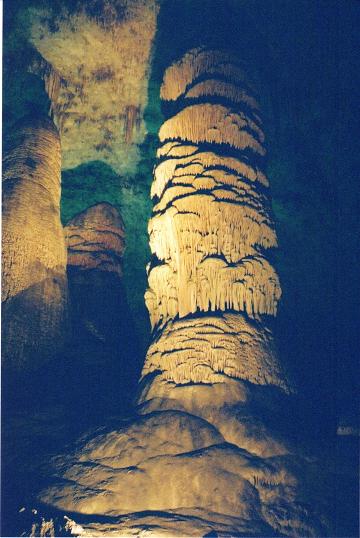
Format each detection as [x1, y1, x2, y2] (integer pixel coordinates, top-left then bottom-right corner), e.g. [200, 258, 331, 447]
[65, 201, 125, 280]
[2, 115, 68, 374]
[37, 49, 332, 537]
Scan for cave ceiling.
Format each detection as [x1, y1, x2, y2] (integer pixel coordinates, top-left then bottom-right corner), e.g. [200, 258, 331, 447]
[28, 0, 159, 175]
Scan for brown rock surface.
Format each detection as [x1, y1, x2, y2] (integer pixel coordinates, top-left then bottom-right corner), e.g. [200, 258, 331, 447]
[2, 115, 68, 372]
[65, 202, 125, 277]
[64, 203, 129, 349]
[141, 314, 289, 390]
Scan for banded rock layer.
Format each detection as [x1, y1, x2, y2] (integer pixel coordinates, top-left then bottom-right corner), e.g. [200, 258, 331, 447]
[65, 202, 125, 278]
[2, 115, 68, 372]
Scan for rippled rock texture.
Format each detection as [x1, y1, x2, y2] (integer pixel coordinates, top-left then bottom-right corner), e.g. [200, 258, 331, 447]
[36, 48, 333, 536]
[66, 202, 125, 277]
[2, 115, 68, 374]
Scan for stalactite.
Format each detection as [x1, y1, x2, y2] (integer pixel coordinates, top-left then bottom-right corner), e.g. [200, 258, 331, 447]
[123, 105, 141, 144]
[2, 115, 68, 371]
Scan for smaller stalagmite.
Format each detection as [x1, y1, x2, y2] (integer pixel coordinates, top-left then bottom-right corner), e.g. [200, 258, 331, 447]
[62, 202, 136, 413]
[65, 202, 126, 346]
[2, 115, 68, 373]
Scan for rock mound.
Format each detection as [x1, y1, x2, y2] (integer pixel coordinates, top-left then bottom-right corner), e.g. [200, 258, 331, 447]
[65, 202, 125, 277]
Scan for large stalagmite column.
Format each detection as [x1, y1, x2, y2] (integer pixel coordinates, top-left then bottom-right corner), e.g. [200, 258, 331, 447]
[2, 115, 68, 373]
[139, 48, 291, 420]
[36, 50, 331, 538]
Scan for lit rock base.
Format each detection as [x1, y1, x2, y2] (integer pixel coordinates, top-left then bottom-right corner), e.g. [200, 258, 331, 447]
[38, 403, 331, 537]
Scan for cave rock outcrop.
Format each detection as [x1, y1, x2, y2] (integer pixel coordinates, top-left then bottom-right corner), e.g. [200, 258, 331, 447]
[28, 0, 159, 176]
[2, 115, 68, 373]
[65, 202, 125, 278]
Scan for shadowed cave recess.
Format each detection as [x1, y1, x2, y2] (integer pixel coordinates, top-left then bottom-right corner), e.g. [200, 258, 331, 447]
[2, 1, 359, 537]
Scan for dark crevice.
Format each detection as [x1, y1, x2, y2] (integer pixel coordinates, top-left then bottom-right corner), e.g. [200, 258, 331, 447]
[67, 229, 124, 239]
[154, 162, 270, 201]
[152, 181, 271, 216]
[151, 189, 273, 223]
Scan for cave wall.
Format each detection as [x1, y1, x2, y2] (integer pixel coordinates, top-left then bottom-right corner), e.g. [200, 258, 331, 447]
[31, 47, 335, 538]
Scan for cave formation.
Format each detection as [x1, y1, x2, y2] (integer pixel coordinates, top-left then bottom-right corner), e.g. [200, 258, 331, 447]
[65, 202, 126, 344]
[2, 115, 68, 374]
[2, 1, 359, 537]
[8, 48, 330, 537]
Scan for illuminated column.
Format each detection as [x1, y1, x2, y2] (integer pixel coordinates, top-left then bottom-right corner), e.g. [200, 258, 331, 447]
[2, 115, 68, 372]
[34, 50, 331, 538]
[141, 48, 290, 393]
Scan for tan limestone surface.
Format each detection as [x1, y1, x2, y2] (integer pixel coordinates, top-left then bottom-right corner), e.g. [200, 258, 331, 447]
[2, 115, 68, 371]
[65, 202, 125, 277]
